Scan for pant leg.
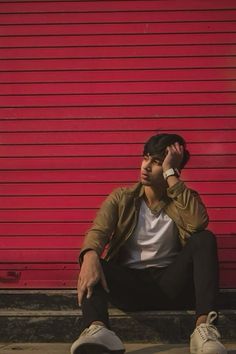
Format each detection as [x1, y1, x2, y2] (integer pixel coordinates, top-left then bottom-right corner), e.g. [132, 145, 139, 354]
[158, 230, 219, 318]
[80, 259, 193, 332]
[81, 230, 219, 329]
[80, 260, 153, 330]
[80, 282, 110, 330]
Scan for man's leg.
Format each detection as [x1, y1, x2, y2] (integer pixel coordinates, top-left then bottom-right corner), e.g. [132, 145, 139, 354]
[80, 282, 110, 330]
[81, 230, 219, 329]
[81, 230, 218, 328]
[74, 231, 226, 354]
[72, 261, 155, 354]
[156, 230, 226, 354]
[80, 259, 157, 331]
[158, 230, 219, 319]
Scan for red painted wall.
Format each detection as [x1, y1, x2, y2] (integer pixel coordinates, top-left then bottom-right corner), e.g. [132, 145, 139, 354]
[0, 0, 236, 288]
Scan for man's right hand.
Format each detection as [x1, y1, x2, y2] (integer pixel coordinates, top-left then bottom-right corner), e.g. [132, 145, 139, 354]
[77, 250, 109, 306]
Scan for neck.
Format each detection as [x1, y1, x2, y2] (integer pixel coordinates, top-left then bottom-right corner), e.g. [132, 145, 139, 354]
[144, 185, 165, 205]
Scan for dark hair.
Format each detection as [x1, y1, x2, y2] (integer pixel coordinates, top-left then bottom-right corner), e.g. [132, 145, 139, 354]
[143, 133, 190, 169]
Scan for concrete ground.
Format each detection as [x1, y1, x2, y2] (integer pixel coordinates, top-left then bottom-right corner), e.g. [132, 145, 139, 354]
[0, 343, 236, 354]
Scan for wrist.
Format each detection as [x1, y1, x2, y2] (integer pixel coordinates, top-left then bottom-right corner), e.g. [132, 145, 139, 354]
[82, 250, 99, 264]
[84, 249, 98, 258]
[166, 174, 179, 187]
[162, 165, 172, 173]
[163, 167, 180, 180]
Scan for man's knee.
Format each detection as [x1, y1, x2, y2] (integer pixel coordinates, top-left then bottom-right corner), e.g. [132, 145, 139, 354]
[191, 230, 217, 249]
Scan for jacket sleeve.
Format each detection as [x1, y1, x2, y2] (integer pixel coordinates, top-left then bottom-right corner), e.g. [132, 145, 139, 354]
[79, 188, 121, 263]
[167, 181, 209, 234]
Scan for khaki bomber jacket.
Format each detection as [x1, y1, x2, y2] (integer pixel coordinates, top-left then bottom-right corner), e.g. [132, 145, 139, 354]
[80, 180, 209, 263]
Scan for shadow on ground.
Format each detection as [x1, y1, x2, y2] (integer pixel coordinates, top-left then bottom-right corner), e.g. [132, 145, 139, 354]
[127, 344, 188, 353]
[127, 344, 236, 354]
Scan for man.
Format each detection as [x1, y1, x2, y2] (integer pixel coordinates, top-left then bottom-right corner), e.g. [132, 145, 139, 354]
[71, 133, 227, 354]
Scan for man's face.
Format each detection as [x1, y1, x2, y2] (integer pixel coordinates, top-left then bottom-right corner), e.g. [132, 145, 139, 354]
[140, 154, 165, 187]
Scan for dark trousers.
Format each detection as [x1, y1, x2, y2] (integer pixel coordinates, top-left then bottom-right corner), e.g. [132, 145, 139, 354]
[81, 230, 219, 330]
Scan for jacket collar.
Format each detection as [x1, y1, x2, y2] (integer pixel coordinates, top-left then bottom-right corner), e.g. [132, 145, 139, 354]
[133, 182, 170, 213]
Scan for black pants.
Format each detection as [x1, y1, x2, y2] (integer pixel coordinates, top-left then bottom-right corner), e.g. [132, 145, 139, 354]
[81, 230, 219, 330]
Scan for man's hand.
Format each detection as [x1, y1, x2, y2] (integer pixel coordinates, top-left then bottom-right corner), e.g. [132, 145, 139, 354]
[162, 142, 184, 172]
[77, 250, 109, 306]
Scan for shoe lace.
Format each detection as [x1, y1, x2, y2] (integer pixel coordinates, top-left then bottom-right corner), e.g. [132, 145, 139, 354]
[197, 323, 221, 343]
[81, 324, 103, 337]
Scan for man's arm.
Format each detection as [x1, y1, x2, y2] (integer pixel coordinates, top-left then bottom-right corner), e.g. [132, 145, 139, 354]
[79, 188, 121, 261]
[77, 188, 121, 306]
[162, 141, 183, 188]
[162, 142, 209, 233]
[77, 250, 109, 306]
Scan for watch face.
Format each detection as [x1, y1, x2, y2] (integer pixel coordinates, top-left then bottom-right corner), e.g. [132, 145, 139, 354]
[168, 172, 175, 177]
[163, 168, 175, 180]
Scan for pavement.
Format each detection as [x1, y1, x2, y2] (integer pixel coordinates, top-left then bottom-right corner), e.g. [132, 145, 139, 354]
[0, 343, 236, 354]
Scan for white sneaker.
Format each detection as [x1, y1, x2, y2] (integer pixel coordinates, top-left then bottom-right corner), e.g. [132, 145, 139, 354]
[190, 311, 227, 354]
[70, 324, 125, 354]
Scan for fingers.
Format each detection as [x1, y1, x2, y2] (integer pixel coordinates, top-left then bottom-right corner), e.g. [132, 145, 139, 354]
[86, 286, 93, 300]
[77, 274, 109, 307]
[77, 274, 88, 306]
[167, 142, 183, 157]
[174, 142, 184, 155]
[77, 260, 109, 307]
[168, 142, 182, 152]
[77, 282, 94, 306]
[78, 284, 85, 307]
[163, 142, 184, 172]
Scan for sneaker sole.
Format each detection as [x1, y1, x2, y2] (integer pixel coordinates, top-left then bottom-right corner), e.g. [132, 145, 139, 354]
[73, 343, 125, 354]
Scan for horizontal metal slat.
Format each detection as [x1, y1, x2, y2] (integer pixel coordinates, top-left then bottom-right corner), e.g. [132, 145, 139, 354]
[1, 130, 236, 144]
[1, 234, 236, 249]
[1, 21, 236, 37]
[0, 156, 235, 169]
[1, 80, 236, 95]
[0, 10, 236, 25]
[0, 248, 234, 263]
[0, 207, 235, 222]
[0, 194, 236, 209]
[0, 130, 236, 144]
[0, 142, 235, 157]
[0, 168, 236, 182]
[0, 1, 235, 13]
[1, 56, 236, 73]
[1, 68, 236, 83]
[1, 105, 235, 120]
[0, 221, 235, 236]
[1, 92, 236, 108]
[0, 181, 235, 196]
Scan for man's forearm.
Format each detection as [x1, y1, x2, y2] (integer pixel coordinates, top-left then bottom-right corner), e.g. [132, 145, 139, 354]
[166, 174, 180, 188]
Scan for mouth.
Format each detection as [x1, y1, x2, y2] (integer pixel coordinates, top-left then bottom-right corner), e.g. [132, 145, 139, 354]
[141, 172, 150, 180]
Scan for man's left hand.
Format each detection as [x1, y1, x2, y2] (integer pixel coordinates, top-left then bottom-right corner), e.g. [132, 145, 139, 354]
[162, 142, 184, 172]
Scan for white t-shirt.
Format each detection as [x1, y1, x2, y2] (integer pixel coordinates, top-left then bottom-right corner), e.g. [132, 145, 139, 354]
[119, 200, 180, 269]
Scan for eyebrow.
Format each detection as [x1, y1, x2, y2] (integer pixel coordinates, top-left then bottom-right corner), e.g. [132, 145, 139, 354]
[144, 154, 163, 161]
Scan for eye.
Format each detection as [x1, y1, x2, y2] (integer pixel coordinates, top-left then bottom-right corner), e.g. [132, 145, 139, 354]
[153, 159, 162, 166]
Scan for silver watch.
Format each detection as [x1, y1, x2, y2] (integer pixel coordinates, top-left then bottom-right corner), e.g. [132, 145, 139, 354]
[163, 168, 180, 180]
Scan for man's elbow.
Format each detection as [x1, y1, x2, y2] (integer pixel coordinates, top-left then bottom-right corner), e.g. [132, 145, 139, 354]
[194, 214, 209, 231]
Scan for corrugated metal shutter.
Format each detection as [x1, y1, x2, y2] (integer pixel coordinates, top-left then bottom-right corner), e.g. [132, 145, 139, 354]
[0, 0, 235, 288]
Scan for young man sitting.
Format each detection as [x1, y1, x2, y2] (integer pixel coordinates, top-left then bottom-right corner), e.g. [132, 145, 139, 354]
[71, 133, 227, 354]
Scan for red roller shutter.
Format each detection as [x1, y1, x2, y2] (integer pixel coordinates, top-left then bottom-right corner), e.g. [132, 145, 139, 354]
[0, 0, 236, 288]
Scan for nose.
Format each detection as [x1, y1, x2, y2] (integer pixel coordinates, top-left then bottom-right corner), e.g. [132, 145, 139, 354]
[144, 158, 152, 171]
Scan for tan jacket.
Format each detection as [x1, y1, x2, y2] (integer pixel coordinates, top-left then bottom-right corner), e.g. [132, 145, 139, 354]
[80, 181, 209, 263]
